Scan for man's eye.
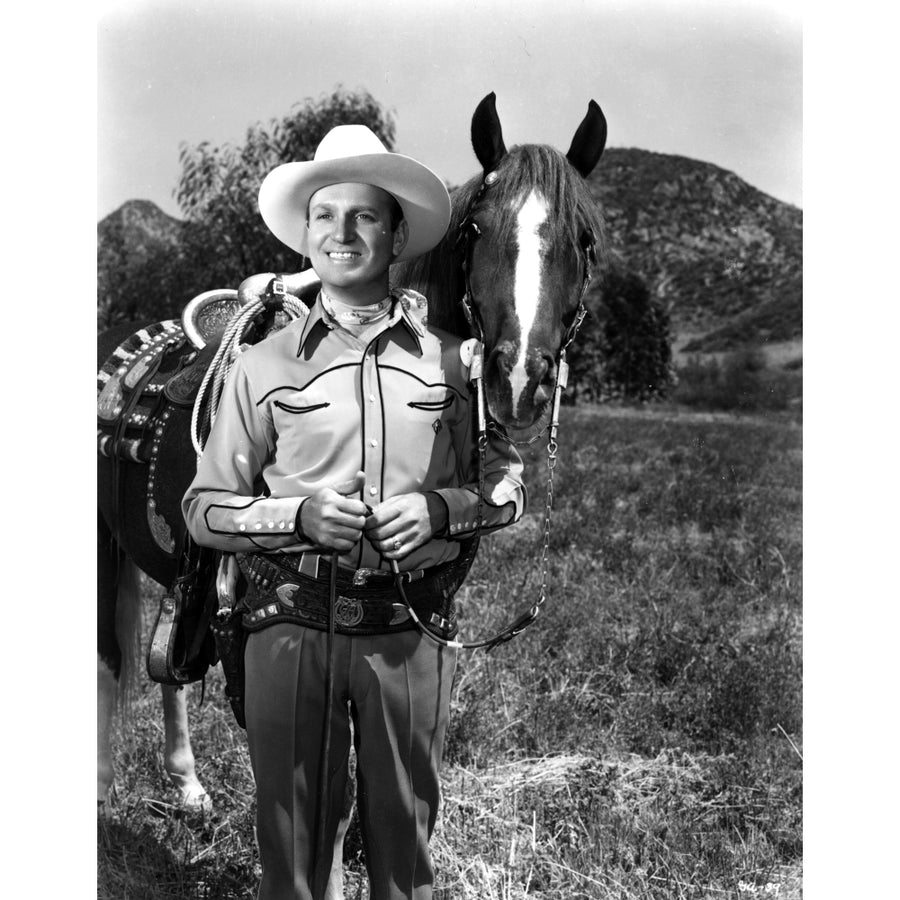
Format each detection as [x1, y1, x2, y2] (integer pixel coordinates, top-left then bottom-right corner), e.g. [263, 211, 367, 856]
[357, 213, 375, 222]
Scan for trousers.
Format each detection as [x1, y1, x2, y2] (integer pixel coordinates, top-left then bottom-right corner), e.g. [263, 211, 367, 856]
[244, 622, 458, 900]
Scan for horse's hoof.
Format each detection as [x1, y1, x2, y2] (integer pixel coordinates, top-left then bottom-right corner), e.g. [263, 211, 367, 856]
[182, 790, 213, 814]
[167, 771, 213, 813]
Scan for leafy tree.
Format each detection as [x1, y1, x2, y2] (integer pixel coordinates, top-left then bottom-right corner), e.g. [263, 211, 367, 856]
[566, 267, 675, 403]
[174, 86, 397, 286]
[98, 87, 397, 328]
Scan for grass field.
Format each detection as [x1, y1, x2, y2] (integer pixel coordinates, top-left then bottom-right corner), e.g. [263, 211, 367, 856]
[98, 401, 802, 899]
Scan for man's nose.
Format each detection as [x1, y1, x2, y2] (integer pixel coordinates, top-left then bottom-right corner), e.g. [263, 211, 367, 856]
[332, 214, 355, 243]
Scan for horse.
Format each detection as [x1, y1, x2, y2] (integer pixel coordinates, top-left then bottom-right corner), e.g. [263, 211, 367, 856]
[396, 91, 608, 435]
[97, 318, 214, 812]
[96, 91, 608, 813]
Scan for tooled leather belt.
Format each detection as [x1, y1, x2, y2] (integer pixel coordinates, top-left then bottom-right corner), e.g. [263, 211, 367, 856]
[236, 551, 464, 638]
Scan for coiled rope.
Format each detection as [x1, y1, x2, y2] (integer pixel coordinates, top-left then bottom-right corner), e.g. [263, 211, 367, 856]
[190, 295, 309, 457]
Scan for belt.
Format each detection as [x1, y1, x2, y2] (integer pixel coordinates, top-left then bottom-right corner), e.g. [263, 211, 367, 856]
[236, 551, 470, 638]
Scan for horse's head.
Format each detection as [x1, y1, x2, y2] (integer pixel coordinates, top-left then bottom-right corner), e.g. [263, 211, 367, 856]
[458, 93, 607, 433]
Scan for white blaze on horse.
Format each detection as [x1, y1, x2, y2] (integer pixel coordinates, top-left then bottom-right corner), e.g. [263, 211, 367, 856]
[96, 91, 607, 813]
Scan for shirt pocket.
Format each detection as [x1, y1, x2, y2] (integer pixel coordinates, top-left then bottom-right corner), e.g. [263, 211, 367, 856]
[269, 387, 339, 463]
[407, 393, 455, 414]
[273, 399, 330, 415]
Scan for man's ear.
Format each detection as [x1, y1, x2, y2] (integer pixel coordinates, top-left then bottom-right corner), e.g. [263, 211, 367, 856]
[392, 219, 409, 258]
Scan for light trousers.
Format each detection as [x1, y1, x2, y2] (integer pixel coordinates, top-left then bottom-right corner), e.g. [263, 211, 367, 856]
[244, 623, 457, 900]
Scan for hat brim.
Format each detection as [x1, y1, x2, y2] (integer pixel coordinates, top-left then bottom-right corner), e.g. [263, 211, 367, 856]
[258, 153, 451, 263]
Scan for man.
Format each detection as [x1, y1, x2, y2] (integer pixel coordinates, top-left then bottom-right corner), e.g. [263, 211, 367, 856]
[183, 124, 525, 900]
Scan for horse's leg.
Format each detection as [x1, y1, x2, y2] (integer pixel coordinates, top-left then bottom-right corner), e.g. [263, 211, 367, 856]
[97, 515, 123, 809]
[161, 684, 212, 811]
[97, 660, 117, 807]
[324, 774, 356, 900]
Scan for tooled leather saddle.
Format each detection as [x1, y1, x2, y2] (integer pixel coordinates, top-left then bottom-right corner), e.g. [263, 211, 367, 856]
[98, 289, 266, 684]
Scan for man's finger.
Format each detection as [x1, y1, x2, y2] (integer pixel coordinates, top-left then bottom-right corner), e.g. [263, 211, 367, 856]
[365, 501, 403, 529]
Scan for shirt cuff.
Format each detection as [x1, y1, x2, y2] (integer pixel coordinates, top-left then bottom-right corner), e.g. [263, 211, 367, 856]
[424, 491, 450, 538]
[432, 488, 478, 538]
[293, 498, 310, 541]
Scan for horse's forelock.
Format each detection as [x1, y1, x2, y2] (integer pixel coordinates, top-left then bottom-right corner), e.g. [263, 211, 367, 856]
[392, 147, 607, 332]
[476, 145, 605, 260]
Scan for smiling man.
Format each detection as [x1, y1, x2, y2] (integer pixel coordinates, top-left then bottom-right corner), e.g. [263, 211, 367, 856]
[182, 125, 526, 900]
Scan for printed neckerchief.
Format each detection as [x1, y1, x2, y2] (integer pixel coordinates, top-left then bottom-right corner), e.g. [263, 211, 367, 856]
[320, 290, 393, 338]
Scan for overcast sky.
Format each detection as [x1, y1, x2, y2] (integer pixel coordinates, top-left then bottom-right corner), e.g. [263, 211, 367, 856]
[97, 0, 802, 220]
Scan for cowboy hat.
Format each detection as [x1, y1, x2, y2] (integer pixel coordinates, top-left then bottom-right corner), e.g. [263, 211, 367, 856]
[258, 125, 451, 262]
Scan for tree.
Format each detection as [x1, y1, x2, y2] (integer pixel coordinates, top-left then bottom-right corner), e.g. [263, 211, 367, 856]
[174, 86, 397, 287]
[98, 87, 398, 328]
[566, 267, 675, 403]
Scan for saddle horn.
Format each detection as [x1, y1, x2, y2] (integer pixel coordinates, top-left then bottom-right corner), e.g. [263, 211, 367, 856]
[565, 100, 607, 179]
[471, 91, 507, 175]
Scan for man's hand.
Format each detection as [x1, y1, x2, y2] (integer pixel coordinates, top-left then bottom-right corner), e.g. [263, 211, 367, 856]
[365, 493, 448, 560]
[299, 471, 369, 552]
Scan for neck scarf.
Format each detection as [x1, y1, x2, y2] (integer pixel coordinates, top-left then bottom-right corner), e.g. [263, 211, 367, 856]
[321, 290, 393, 330]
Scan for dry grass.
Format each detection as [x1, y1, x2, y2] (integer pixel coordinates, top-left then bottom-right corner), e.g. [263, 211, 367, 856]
[98, 402, 802, 899]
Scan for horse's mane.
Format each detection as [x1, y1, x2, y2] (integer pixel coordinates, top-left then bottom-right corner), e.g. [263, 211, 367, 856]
[393, 143, 607, 337]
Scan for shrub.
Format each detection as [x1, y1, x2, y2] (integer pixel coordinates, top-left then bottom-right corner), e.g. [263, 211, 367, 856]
[567, 268, 676, 404]
[673, 350, 798, 412]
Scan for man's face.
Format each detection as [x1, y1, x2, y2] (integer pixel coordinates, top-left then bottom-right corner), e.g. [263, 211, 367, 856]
[306, 182, 408, 301]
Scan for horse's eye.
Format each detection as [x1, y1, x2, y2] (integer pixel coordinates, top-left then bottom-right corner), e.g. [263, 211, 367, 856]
[580, 229, 597, 264]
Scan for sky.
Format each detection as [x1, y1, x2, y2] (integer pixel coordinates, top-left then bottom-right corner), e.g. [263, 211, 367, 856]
[97, 0, 802, 221]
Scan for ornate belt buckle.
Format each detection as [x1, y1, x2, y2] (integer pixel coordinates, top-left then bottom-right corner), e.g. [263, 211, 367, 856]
[276, 583, 300, 607]
[352, 567, 381, 586]
[334, 595, 364, 627]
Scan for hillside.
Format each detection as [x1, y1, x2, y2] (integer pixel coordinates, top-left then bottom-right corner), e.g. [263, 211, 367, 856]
[98, 199, 184, 259]
[98, 150, 802, 350]
[590, 148, 802, 349]
[97, 201, 191, 327]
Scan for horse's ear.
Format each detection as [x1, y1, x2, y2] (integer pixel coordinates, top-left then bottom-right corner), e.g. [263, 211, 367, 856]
[471, 92, 507, 174]
[566, 100, 607, 179]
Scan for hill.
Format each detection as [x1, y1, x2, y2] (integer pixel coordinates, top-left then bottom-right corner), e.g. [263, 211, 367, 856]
[98, 199, 184, 262]
[98, 150, 802, 350]
[97, 201, 191, 327]
[590, 147, 802, 350]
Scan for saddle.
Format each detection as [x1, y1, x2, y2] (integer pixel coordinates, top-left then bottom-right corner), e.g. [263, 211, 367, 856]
[98, 276, 316, 686]
[97, 290, 244, 470]
[98, 289, 265, 685]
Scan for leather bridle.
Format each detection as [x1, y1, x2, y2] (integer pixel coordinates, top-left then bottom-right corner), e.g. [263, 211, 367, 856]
[455, 169, 596, 447]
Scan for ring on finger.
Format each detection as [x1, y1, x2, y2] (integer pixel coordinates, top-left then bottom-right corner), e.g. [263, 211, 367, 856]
[392, 539, 402, 551]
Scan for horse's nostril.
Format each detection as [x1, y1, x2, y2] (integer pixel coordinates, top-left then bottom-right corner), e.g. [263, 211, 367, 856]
[537, 354, 556, 385]
[533, 383, 552, 407]
[492, 341, 516, 375]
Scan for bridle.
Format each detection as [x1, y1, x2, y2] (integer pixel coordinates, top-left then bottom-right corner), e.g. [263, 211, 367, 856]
[455, 168, 596, 449]
[391, 168, 597, 651]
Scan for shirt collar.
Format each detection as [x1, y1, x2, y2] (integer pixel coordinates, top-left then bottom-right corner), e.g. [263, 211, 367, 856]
[295, 288, 427, 356]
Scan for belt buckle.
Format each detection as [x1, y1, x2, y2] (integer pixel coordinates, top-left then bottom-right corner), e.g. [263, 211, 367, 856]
[352, 567, 386, 586]
[334, 595, 364, 627]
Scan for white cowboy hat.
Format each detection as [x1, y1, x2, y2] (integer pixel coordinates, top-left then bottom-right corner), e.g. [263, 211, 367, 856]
[258, 125, 451, 262]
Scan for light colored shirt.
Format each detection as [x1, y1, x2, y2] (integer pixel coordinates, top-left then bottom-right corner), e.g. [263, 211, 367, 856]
[182, 288, 525, 572]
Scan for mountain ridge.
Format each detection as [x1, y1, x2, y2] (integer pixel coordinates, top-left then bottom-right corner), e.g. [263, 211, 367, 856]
[99, 148, 801, 351]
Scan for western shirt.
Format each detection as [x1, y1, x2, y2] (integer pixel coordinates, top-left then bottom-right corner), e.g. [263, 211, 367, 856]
[182, 289, 525, 572]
